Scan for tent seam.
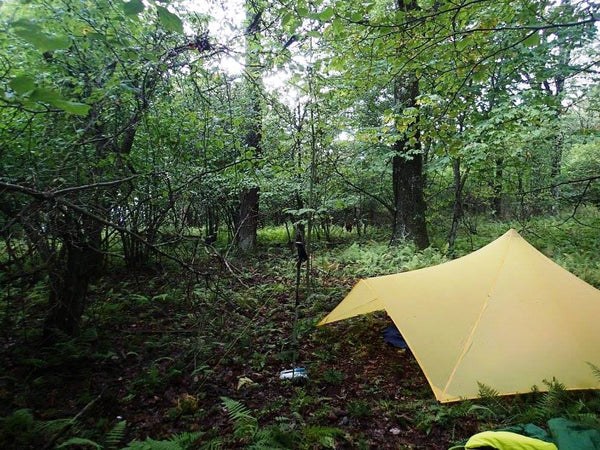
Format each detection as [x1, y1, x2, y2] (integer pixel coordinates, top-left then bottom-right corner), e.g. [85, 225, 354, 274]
[441, 230, 515, 398]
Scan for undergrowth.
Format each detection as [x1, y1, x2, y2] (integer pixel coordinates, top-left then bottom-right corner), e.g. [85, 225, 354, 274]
[2, 217, 600, 448]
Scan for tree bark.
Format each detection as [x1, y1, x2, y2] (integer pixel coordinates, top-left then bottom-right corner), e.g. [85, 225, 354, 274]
[492, 157, 507, 218]
[391, 77, 430, 249]
[237, 186, 259, 252]
[236, 3, 263, 252]
[448, 158, 467, 256]
[44, 215, 103, 337]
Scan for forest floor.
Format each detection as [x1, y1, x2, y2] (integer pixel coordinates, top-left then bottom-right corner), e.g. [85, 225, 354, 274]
[4, 224, 595, 449]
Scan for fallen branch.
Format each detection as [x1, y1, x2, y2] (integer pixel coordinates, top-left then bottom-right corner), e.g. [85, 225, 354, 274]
[42, 392, 103, 450]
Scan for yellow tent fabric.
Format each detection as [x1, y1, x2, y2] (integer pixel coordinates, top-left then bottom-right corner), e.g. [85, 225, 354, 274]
[318, 229, 600, 403]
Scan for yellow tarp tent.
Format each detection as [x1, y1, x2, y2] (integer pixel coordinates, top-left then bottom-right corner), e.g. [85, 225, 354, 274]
[318, 229, 600, 403]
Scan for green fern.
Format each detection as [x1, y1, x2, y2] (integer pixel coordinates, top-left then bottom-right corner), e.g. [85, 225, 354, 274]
[533, 378, 568, 420]
[474, 382, 511, 418]
[568, 412, 599, 428]
[467, 404, 498, 419]
[477, 382, 506, 408]
[199, 437, 222, 449]
[248, 428, 286, 449]
[104, 420, 126, 449]
[587, 362, 600, 381]
[477, 381, 500, 401]
[124, 438, 182, 450]
[0, 409, 37, 448]
[220, 397, 258, 441]
[35, 417, 72, 436]
[1, 409, 35, 434]
[170, 432, 203, 448]
[124, 432, 202, 450]
[56, 437, 101, 449]
[302, 426, 345, 449]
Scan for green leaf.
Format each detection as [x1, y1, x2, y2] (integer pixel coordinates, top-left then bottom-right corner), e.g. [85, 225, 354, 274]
[350, 12, 363, 22]
[297, 7, 309, 17]
[332, 17, 343, 34]
[29, 88, 90, 115]
[523, 32, 540, 47]
[9, 75, 35, 95]
[416, 0, 434, 8]
[13, 27, 70, 52]
[85, 32, 104, 40]
[318, 7, 334, 21]
[29, 88, 62, 103]
[52, 100, 91, 116]
[122, 0, 144, 15]
[282, 12, 293, 27]
[472, 67, 488, 83]
[157, 6, 183, 34]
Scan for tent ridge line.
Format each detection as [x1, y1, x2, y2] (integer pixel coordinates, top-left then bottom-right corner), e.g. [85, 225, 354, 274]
[344, 279, 384, 315]
[441, 230, 515, 398]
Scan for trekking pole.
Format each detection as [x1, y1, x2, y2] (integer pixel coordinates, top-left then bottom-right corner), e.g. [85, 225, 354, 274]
[280, 231, 308, 382]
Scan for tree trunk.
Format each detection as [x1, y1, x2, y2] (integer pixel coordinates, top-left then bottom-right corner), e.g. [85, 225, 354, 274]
[550, 130, 564, 214]
[448, 158, 467, 256]
[236, 3, 263, 252]
[543, 72, 566, 214]
[44, 216, 103, 337]
[492, 157, 507, 218]
[237, 186, 259, 252]
[391, 77, 429, 249]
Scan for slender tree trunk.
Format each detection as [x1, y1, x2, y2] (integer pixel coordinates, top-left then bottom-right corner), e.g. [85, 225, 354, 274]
[236, 3, 263, 252]
[543, 73, 565, 214]
[492, 157, 506, 218]
[237, 186, 259, 251]
[448, 158, 467, 256]
[550, 130, 564, 214]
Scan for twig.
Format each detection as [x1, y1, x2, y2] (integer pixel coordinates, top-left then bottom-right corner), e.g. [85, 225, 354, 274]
[557, 179, 593, 227]
[520, 175, 600, 195]
[42, 392, 103, 450]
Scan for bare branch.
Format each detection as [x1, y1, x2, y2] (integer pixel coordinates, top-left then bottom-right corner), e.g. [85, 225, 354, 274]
[52, 175, 140, 196]
[521, 175, 600, 195]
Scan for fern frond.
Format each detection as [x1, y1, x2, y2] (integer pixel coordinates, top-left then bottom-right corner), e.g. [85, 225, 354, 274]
[477, 382, 500, 400]
[220, 397, 258, 441]
[477, 382, 504, 407]
[568, 412, 599, 427]
[79, 327, 99, 343]
[533, 378, 568, 420]
[2, 409, 35, 431]
[56, 437, 102, 449]
[467, 404, 497, 419]
[171, 431, 203, 449]
[35, 418, 72, 435]
[302, 426, 345, 448]
[475, 382, 507, 416]
[220, 396, 251, 420]
[105, 420, 126, 449]
[587, 362, 600, 382]
[199, 437, 222, 450]
[247, 428, 282, 450]
[123, 437, 182, 450]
